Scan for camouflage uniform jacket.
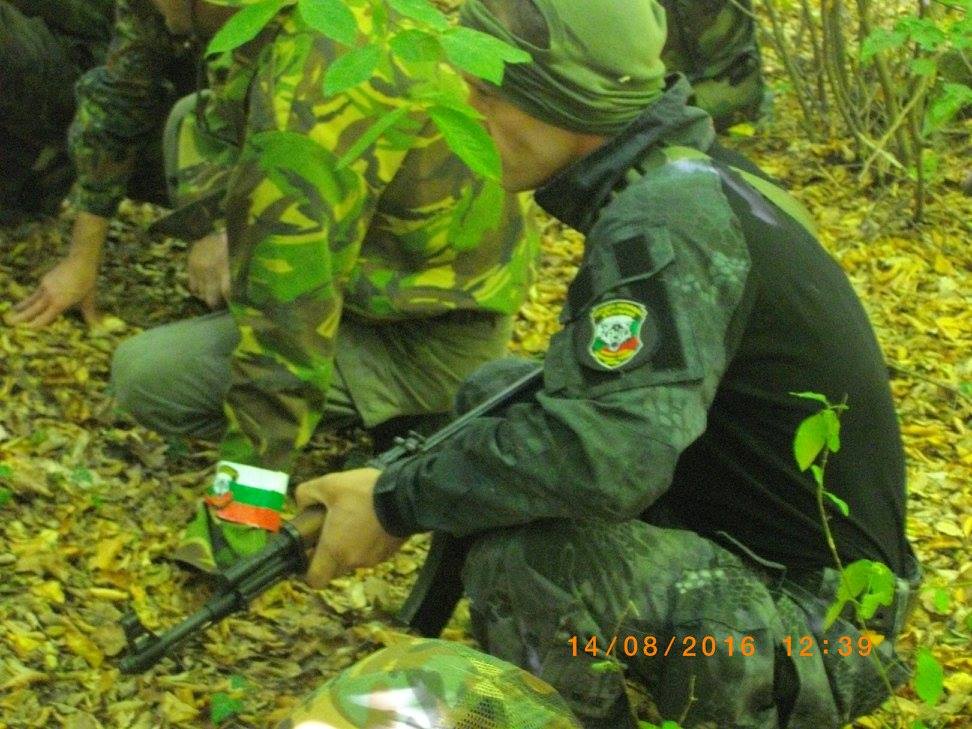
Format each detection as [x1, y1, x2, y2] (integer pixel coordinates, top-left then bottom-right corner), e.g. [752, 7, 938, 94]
[374, 77, 911, 577]
[219, 12, 536, 469]
[6, 0, 113, 67]
[67, 0, 254, 217]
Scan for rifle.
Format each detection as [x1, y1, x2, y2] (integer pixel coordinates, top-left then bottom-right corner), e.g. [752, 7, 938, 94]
[118, 364, 542, 673]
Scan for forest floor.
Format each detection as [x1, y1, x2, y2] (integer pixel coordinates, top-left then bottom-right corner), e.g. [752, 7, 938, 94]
[0, 61, 970, 729]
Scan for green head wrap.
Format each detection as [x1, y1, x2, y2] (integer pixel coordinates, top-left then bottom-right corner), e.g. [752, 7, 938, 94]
[460, 0, 668, 135]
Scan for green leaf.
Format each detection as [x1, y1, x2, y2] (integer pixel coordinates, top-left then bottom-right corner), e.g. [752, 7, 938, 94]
[896, 17, 947, 51]
[909, 57, 938, 77]
[447, 178, 504, 251]
[207, 0, 289, 55]
[323, 44, 382, 96]
[210, 692, 245, 724]
[298, 0, 358, 45]
[857, 562, 895, 621]
[428, 105, 501, 179]
[822, 408, 841, 452]
[441, 27, 532, 85]
[336, 105, 413, 168]
[793, 412, 828, 471]
[386, 0, 449, 30]
[789, 391, 830, 405]
[913, 647, 944, 706]
[229, 675, 248, 690]
[810, 464, 824, 487]
[590, 660, 621, 673]
[70, 468, 93, 486]
[860, 28, 907, 64]
[932, 588, 951, 613]
[0, 487, 11, 508]
[824, 560, 894, 629]
[390, 29, 442, 64]
[824, 490, 850, 517]
[0, 464, 11, 478]
[923, 83, 972, 135]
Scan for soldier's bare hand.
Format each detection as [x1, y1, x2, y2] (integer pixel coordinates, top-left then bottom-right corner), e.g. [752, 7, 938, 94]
[187, 231, 230, 309]
[295, 468, 405, 589]
[7, 256, 101, 328]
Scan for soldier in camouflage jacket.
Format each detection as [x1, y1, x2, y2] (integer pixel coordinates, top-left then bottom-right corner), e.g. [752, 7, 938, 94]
[0, 0, 113, 216]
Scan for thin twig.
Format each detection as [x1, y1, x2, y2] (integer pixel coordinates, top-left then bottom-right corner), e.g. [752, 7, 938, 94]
[888, 363, 972, 403]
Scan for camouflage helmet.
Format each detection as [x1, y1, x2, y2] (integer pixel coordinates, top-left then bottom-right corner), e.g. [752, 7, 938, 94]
[278, 638, 582, 729]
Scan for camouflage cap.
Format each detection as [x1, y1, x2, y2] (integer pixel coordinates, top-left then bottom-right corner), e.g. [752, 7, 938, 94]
[278, 638, 582, 729]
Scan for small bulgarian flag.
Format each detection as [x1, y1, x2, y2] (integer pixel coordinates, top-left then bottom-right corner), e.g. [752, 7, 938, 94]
[205, 461, 289, 532]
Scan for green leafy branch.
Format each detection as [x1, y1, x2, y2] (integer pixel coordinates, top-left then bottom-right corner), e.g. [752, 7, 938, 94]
[204, 0, 531, 179]
[791, 391, 850, 519]
[791, 392, 947, 728]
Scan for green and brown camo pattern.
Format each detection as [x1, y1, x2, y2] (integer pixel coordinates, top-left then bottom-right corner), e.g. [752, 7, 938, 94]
[67, 0, 256, 217]
[7, 0, 113, 58]
[277, 637, 581, 729]
[660, 0, 765, 129]
[220, 8, 537, 468]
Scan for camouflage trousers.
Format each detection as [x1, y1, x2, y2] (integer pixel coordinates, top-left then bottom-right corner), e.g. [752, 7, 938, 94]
[463, 520, 917, 729]
[110, 309, 513, 443]
[452, 361, 919, 729]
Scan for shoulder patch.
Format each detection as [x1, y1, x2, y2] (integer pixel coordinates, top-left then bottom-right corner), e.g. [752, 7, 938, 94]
[579, 298, 657, 371]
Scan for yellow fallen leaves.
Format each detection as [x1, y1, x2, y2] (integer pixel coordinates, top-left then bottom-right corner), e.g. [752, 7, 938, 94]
[7, 632, 44, 659]
[30, 580, 65, 605]
[89, 535, 128, 572]
[0, 660, 48, 693]
[64, 629, 104, 669]
[161, 691, 199, 724]
[86, 587, 130, 602]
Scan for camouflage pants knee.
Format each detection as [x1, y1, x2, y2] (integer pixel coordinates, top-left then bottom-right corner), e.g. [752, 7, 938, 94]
[463, 520, 911, 729]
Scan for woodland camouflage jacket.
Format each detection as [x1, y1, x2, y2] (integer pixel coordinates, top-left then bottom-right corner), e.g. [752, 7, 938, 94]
[219, 10, 535, 469]
[65, 0, 258, 217]
[6, 0, 114, 66]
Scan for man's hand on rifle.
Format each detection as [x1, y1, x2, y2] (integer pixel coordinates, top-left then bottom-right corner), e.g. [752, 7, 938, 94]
[295, 467, 405, 589]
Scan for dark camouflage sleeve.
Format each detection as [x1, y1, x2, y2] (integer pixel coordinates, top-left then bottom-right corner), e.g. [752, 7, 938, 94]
[374, 161, 752, 537]
[7, 0, 113, 45]
[67, 0, 184, 217]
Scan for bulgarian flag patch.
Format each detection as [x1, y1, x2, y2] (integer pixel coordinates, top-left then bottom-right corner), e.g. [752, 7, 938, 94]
[205, 461, 289, 532]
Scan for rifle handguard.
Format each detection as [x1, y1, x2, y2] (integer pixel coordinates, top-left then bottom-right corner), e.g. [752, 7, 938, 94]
[118, 506, 326, 673]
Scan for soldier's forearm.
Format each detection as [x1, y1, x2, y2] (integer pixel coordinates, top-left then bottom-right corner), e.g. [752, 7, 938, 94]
[67, 211, 110, 264]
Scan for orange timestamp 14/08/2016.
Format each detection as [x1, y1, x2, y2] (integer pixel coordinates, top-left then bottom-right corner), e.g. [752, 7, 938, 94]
[568, 633, 876, 659]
